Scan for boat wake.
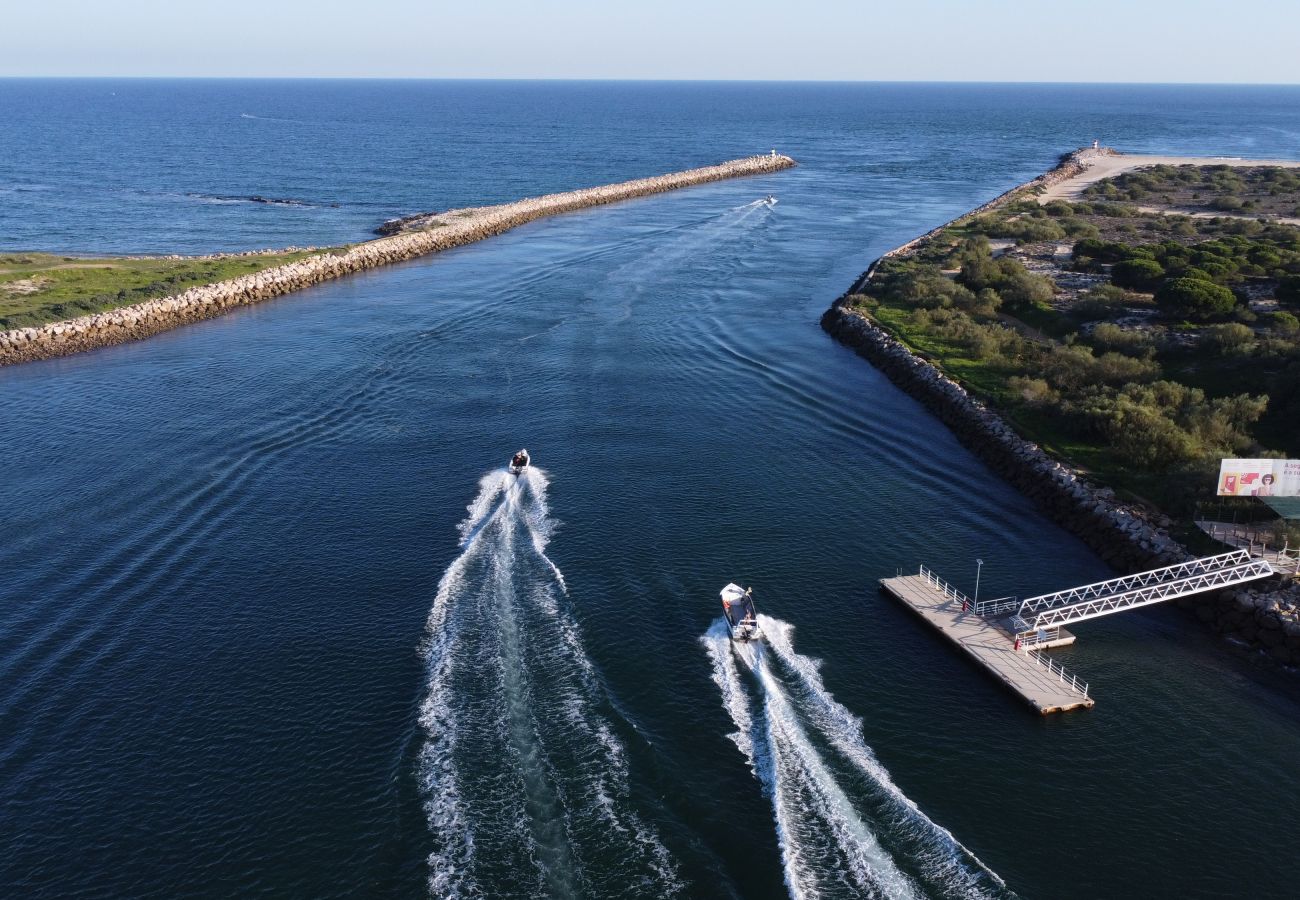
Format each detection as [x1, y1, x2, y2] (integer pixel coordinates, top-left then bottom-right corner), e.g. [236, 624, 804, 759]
[419, 468, 680, 899]
[701, 615, 1013, 900]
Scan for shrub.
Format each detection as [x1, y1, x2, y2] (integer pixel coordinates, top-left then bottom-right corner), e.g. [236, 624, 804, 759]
[1211, 196, 1245, 211]
[1090, 323, 1155, 357]
[977, 216, 1067, 242]
[999, 271, 1056, 309]
[1267, 310, 1299, 335]
[1155, 278, 1237, 319]
[1007, 376, 1059, 406]
[1071, 284, 1134, 321]
[1202, 323, 1256, 354]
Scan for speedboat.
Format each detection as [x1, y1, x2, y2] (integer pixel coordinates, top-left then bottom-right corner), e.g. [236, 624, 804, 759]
[764, 195, 778, 206]
[720, 583, 760, 641]
[509, 448, 530, 475]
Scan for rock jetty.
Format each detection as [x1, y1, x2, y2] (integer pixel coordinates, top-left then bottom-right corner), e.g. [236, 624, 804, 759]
[822, 146, 1300, 665]
[0, 154, 795, 366]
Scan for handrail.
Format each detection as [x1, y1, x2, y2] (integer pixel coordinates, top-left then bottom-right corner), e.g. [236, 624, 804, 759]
[1025, 559, 1273, 629]
[1021, 648, 1090, 700]
[1014, 625, 1063, 649]
[1016, 550, 1252, 616]
[918, 565, 971, 607]
[975, 595, 1018, 616]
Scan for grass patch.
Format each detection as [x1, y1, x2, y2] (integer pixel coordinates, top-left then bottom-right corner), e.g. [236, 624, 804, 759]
[0, 250, 328, 330]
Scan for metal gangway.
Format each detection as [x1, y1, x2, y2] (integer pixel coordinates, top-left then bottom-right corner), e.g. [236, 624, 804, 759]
[1006, 550, 1272, 635]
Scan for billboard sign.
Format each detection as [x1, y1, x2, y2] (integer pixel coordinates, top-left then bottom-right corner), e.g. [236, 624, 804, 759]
[1216, 458, 1300, 498]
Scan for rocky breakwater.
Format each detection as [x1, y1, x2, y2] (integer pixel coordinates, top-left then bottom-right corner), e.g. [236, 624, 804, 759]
[821, 304, 1300, 663]
[822, 145, 1299, 666]
[0, 154, 795, 366]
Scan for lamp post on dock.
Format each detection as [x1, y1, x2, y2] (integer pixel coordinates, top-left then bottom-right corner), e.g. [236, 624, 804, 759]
[974, 559, 983, 607]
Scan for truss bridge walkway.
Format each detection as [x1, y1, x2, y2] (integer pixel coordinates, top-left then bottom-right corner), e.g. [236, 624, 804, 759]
[989, 550, 1273, 638]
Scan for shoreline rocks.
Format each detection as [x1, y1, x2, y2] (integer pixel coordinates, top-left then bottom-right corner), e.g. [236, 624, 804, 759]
[0, 154, 795, 367]
[822, 146, 1299, 667]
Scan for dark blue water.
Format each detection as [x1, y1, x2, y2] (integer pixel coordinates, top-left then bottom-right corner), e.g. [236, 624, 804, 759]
[2, 81, 1300, 898]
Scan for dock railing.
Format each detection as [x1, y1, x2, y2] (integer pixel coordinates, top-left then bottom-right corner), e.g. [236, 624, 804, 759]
[1021, 648, 1089, 700]
[918, 565, 972, 607]
[975, 596, 1019, 617]
[1012, 624, 1064, 649]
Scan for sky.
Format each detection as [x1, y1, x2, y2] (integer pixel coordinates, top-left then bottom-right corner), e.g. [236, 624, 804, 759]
[3, 0, 1298, 83]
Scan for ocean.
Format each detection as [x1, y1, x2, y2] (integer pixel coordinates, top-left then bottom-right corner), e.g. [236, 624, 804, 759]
[2, 80, 1299, 898]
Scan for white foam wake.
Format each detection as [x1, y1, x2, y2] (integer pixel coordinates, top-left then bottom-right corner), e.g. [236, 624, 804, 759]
[759, 615, 1008, 895]
[419, 467, 680, 897]
[702, 617, 1013, 900]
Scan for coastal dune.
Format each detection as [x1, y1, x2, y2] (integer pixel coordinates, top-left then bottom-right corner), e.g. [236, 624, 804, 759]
[0, 154, 795, 366]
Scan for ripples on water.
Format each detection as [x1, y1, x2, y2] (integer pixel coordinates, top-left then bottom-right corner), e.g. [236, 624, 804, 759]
[3, 81, 1300, 899]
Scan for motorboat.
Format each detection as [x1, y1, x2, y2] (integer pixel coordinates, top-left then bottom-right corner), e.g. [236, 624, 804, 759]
[509, 448, 530, 475]
[720, 583, 760, 641]
[763, 195, 778, 206]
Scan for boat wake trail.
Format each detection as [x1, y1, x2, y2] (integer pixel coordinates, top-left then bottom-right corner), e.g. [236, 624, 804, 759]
[702, 616, 1013, 900]
[419, 469, 680, 899]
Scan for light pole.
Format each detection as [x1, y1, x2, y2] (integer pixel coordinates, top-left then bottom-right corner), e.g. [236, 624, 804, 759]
[974, 559, 984, 607]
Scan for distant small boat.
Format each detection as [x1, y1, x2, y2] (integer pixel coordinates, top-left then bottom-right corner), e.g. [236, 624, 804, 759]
[509, 448, 530, 475]
[764, 195, 778, 206]
[720, 583, 760, 641]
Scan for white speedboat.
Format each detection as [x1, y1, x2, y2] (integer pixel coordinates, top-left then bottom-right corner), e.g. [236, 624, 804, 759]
[764, 195, 778, 206]
[720, 583, 760, 641]
[509, 448, 530, 475]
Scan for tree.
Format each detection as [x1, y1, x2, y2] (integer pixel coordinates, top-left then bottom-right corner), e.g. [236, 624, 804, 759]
[1111, 258, 1166, 291]
[1155, 277, 1236, 319]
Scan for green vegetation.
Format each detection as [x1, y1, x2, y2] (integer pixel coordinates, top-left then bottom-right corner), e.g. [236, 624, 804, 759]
[1082, 164, 1300, 220]
[846, 167, 1300, 520]
[0, 250, 327, 330]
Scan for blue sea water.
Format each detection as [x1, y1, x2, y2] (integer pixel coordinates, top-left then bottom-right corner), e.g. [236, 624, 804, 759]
[2, 80, 1300, 898]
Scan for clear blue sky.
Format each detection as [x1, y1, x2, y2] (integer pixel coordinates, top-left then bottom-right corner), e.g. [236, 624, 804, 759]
[4, 0, 1297, 83]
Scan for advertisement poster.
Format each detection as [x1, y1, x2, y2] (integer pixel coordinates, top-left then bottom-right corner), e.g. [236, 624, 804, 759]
[1216, 459, 1300, 497]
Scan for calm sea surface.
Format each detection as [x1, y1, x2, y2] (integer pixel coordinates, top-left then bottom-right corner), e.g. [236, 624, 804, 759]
[2, 80, 1300, 898]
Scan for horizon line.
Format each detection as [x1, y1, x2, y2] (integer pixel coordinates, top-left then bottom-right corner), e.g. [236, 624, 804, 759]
[1, 75, 1298, 87]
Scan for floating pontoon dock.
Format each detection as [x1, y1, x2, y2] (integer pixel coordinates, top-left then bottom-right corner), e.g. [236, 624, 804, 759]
[881, 570, 1091, 714]
[882, 550, 1273, 715]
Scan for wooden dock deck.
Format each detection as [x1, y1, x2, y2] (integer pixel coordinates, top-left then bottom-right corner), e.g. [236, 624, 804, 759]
[880, 574, 1094, 715]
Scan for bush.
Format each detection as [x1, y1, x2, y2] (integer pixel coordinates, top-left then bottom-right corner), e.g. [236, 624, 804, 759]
[1090, 323, 1155, 357]
[976, 216, 1067, 243]
[1202, 323, 1255, 354]
[1073, 238, 1128, 264]
[1155, 277, 1237, 319]
[1267, 310, 1299, 335]
[1041, 345, 1160, 392]
[998, 271, 1055, 309]
[1007, 376, 1059, 406]
[1111, 258, 1166, 291]
[1071, 285, 1134, 321]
